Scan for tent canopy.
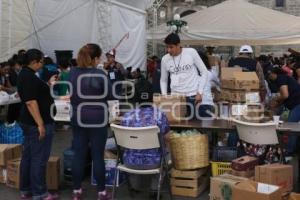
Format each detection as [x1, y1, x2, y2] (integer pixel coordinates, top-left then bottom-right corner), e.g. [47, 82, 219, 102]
[0, 0, 154, 69]
[148, 0, 300, 46]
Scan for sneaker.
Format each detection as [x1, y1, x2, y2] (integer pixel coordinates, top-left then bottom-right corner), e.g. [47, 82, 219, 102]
[72, 191, 82, 200]
[97, 191, 112, 200]
[42, 193, 59, 200]
[20, 194, 32, 200]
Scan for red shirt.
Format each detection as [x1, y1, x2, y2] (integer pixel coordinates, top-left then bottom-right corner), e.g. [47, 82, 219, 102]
[281, 65, 293, 77]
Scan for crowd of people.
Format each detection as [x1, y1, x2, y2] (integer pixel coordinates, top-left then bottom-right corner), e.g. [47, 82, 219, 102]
[0, 32, 300, 199]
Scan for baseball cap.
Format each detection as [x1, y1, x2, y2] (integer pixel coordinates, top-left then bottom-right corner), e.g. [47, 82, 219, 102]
[239, 45, 253, 53]
[106, 49, 116, 57]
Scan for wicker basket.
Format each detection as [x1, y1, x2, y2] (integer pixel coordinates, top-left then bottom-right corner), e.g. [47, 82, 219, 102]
[169, 134, 209, 170]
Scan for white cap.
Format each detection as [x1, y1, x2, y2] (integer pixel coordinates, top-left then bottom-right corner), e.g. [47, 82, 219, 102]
[239, 45, 253, 53]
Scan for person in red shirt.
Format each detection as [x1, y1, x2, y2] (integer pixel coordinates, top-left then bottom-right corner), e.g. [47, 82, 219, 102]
[281, 57, 294, 77]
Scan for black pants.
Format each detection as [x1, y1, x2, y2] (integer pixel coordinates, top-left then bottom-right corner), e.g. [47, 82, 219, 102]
[72, 125, 108, 192]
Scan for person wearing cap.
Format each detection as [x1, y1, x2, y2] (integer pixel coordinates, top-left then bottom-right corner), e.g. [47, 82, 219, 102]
[228, 45, 267, 101]
[160, 33, 208, 119]
[268, 67, 300, 155]
[104, 50, 126, 99]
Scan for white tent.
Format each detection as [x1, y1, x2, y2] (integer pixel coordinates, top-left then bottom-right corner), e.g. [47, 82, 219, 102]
[0, 0, 154, 70]
[148, 0, 300, 46]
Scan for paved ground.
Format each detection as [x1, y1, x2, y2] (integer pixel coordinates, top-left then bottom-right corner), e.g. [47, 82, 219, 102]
[1, 126, 299, 200]
[0, 127, 210, 200]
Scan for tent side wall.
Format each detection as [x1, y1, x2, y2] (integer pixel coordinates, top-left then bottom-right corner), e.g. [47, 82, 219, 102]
[0, 0, 34, 61]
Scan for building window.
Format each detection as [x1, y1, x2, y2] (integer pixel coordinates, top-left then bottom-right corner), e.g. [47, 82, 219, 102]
[275, 0, 285, 7]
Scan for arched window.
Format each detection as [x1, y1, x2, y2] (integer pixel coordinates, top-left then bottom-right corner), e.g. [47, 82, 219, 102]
[276, 0, 285, 7]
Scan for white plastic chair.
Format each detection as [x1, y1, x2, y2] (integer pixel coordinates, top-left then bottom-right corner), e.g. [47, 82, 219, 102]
[232, 118, 278, 145]
[232, 118, 285, 162]
[110, 123, 172, 200]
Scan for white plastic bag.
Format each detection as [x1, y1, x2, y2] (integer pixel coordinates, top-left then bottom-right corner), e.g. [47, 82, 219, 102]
[0, 91, 10, 105]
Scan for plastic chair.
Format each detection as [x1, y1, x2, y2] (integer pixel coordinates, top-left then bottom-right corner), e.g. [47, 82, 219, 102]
[110, 123, 172, 200]
[232, 118, 285, 163]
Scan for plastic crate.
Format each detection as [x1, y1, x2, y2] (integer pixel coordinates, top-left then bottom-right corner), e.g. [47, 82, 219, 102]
[212, 146, 238, 162]
[211, 162, 231, 176]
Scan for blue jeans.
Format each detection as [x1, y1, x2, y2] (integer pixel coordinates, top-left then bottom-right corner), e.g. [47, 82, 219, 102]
[287, 104, 300, 154]
[20, 123, 54, 200]
[186, 96, 215, 119]
[72, 126, 108, 192]
[199, 104, 215, 118]
[186, 96, 197, 119]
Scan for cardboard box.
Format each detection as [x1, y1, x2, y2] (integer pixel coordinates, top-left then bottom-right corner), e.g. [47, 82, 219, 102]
[221, 89, 260, 103]
[289, 193, 300, 200]
[6, 158, 21, 188]
[6, 157, 61, 190]
[0, 167, 7, 183]
[0, 144, 22, 167]
[46, 156, 60, 190]
[91, 159, 125, 187]
[255, 164, 293, 193]
[232, 180, 282, 200]
[232, 156, 259, 171]
[153, 95, 186, 122]
[212, 88, 222, 102]
[231, 104, 264, 123]
[222, 71, 259, 91]
[210, 174, 249, 200]
[231, 169, 254, 178]
[221, 67, 242, 80]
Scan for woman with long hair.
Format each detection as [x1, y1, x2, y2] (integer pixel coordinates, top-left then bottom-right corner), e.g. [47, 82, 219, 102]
[69, 43, 112, 200]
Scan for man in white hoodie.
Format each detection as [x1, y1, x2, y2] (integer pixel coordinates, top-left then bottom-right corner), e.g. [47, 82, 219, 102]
[160, 33, 208, 119]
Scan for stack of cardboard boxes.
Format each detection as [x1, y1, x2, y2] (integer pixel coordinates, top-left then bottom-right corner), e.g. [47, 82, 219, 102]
[220, 68, 263, 121]
[0, 144, 60, 190]
[5, 156, 60, 190]
[0, 144, 22, 184]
